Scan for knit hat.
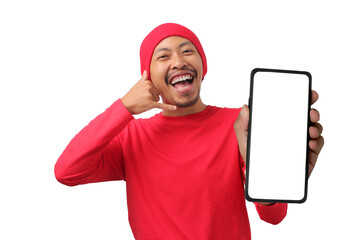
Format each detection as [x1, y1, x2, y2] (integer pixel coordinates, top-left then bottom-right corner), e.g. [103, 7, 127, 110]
[140, 23, 207, 81]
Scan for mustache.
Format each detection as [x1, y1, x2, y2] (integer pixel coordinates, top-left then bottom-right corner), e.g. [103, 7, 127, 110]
[165, 68, 197, 85]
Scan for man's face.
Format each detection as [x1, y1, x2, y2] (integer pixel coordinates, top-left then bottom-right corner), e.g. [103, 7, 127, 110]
[150, 36, 203, 108]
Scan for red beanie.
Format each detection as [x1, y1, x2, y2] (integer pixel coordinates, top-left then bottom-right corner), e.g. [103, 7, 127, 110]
[140, 23, 207, 81]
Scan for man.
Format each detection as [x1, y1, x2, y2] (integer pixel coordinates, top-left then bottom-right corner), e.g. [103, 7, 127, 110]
[55, 23, 324, 239]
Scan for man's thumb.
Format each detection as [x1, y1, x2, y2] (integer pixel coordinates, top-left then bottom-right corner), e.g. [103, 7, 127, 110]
[234, 104, 250, 161]
[237, 104, 249, 131]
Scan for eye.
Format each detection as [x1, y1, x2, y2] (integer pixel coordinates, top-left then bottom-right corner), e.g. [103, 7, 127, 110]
[182, 49, 194, 55]
[157, 55, 168, 60]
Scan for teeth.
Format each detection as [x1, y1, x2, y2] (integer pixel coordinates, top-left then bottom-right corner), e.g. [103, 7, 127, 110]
[171, 74, 193, 85]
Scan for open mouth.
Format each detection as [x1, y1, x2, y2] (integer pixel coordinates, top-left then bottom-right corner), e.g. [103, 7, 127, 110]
[170, 74, 194, 91]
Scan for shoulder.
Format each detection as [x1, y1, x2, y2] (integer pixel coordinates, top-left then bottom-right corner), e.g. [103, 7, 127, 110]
[125, 112, 162, 130]
[202, 105, 241, 126]
[209, 105, 241, 118]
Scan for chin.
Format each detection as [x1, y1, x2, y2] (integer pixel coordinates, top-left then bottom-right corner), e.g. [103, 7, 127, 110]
[174, 95, 199, 108]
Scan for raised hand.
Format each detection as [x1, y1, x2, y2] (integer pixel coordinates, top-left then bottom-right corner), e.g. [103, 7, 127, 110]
[234, 90, 324, 179]
[121, 71, 177, 115]
[307, 90, 324, 177]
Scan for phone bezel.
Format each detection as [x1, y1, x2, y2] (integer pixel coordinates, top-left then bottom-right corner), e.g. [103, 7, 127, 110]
[245, 68, 312, 204]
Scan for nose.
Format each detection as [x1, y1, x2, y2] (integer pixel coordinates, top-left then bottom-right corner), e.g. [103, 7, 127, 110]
[170, 53, 187, 70]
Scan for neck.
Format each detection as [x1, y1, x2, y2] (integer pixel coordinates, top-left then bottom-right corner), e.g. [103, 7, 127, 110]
[162, 99, 207, 117]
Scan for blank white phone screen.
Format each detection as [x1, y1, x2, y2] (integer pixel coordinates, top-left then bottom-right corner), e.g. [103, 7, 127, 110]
[248, 71, 310, 201]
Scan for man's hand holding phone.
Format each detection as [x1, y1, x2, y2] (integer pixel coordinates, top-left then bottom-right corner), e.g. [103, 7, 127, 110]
[234, 85, 324, 205]
[234, 90, 324, 179]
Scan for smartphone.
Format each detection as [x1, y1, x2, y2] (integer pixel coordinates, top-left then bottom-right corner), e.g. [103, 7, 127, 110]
[245, 68, 312, 203]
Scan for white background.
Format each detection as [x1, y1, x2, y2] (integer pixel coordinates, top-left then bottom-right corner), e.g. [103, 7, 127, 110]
[0, 0, 358, 239]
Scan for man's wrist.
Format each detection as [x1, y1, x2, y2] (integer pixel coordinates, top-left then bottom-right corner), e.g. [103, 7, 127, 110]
[121, 97, 135, 115]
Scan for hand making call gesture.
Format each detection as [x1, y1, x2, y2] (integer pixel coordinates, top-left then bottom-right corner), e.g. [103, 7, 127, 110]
[121, 71, 177, 115]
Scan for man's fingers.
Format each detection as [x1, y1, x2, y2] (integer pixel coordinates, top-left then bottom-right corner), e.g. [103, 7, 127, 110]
[309, 123, 323, 140]
[147, 83, 160, 102]
[140, 76, 175, 112]
[152, 102, 177, 111]
[310, 108, 320, 123]
[309, 135, 324, 154]
[311, 90, 319, 105]
[140, 70, 149, 81]
[308, 149, 318, 178]
[149, 82, 160, 97]
[308, 134, 324, 178]
[312, 122, 323, 135]
[149, 90, 160, 102]
[309, 123, 323, 139]
[309, 126, 320, 139]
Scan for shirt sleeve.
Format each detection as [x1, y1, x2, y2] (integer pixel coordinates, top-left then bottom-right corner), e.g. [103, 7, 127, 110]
[239, 154, 288, 225]
[254, 202, 288, 225]
[54, 98, 134, 186]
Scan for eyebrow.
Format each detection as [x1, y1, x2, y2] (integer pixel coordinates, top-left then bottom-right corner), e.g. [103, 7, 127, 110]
[154, 47, 171, 54]
[153, 40, 192, 54]
[179, 40, 192, 48]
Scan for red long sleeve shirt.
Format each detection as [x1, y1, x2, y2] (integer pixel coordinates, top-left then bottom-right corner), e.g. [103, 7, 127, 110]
[55, 99, 287, 240]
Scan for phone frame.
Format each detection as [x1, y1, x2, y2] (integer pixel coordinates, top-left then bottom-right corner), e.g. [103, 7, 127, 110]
[245, 68, 312, 204]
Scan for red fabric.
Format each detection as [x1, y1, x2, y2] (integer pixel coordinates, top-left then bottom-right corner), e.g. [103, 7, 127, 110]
[55, 99, 287, 239]
[140, 23, 207, 81]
